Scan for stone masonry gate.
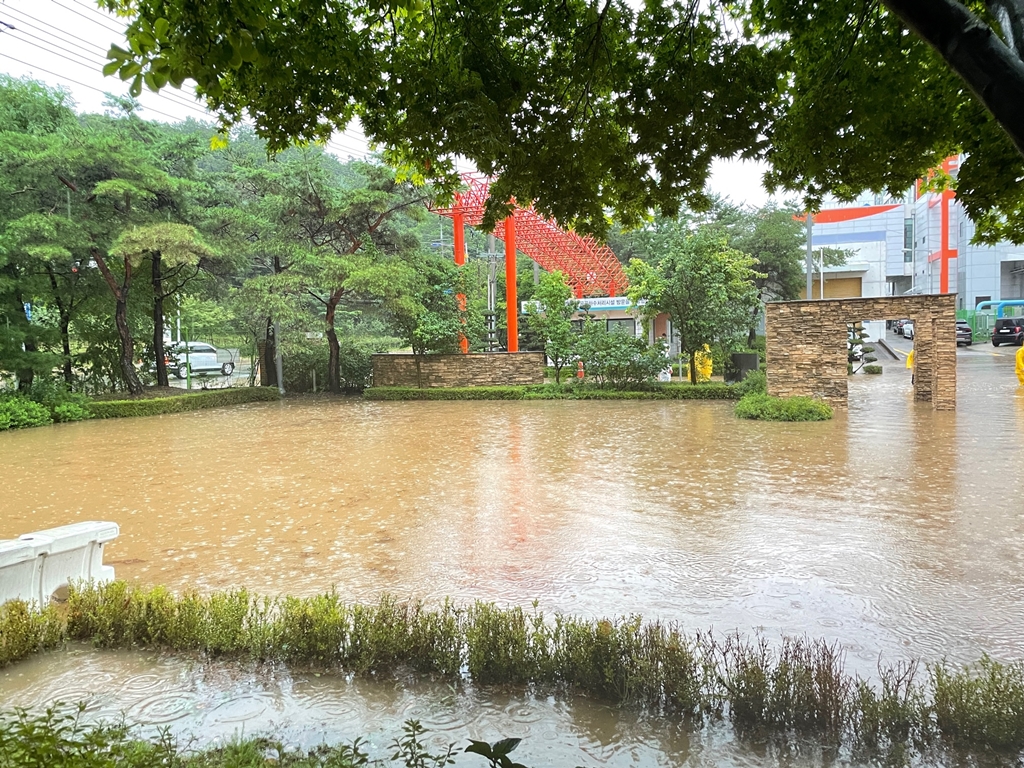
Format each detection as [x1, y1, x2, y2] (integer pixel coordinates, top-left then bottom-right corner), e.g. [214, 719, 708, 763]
[764, 294, 957, 410]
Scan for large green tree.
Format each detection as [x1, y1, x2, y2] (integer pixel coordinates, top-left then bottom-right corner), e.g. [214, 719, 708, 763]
[99, 0, 1024, 242]
[626, 226, 760, 384]
[727, 205, 805, 346]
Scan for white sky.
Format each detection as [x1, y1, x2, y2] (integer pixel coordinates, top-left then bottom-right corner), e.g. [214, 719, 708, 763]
[0, 0, 775, 207]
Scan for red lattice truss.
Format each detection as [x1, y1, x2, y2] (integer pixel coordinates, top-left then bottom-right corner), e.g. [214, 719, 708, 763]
[434, 175, 628, 298]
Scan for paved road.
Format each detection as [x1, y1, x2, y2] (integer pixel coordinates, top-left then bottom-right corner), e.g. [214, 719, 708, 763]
[884, 329, 1021, 360]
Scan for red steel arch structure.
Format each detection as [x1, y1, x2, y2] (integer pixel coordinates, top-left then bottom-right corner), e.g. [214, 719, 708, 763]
[434, 175, 628, 353]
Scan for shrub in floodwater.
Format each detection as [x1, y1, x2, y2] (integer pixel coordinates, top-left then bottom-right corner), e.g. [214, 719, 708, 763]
[863, 365, 883, 375]
[466, 603, 542, 686]
[931, 655, 1024, 750]
[734, 393, 833, 422]
[0, 600, 63, 667]
[721, 635, 850, 736]
[851, 659, 928, 755]
[733, 368, 767, 397]
[9, 582, 1024, 758]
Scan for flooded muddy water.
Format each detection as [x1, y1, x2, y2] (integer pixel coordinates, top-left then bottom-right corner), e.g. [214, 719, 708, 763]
[2, 352, 1023, 763]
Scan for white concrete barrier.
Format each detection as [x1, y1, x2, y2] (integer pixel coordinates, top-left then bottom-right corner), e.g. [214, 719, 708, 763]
[0, 521, 119, 605]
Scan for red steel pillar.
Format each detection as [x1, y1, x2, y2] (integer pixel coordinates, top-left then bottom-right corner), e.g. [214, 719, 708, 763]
[453, 212, 469, 353]
[938, 156, 959, 294]
[504, 216, 518, 353]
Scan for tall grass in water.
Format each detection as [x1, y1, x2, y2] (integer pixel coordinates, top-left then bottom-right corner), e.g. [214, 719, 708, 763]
[2, 582, 1024, 759]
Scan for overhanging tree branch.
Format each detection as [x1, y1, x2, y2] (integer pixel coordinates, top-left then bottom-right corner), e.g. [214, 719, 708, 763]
[883, 0, 1024, 156]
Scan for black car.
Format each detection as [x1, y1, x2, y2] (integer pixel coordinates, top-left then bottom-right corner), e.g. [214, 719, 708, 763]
[991, 318, 1024, 347]
[956, 320, 973, 346]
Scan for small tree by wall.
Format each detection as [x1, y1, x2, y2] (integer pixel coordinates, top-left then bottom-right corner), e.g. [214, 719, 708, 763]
[526, 271, 578, 383]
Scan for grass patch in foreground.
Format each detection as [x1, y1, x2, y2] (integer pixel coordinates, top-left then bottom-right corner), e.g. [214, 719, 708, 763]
[365, 382, 740, 401]
[0, 707, 521, 768]
[2, 583, 1024, 757]
[87, 387, 280, 419]
[734, 392, 833, 421]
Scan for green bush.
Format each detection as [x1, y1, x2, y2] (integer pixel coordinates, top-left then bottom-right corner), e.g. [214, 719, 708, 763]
[577, 328, 667, 388]
[52, 402, 92, 423]
[87, 387, 280, 419]
[735, 393, 833, 421]
[284, 337, 383, 393]
[733, 369, 767, 397]
[0, 397, 53, 429]
[863, 365, 883, 375]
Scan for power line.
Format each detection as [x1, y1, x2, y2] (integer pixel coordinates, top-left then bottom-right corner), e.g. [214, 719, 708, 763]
[4, 32, 212, 119]
[0, 51, 184, 122]
[0, 5, 210, 114]
[1, 4, 108, 54]
[49, 0, 124, 35]
[65, 0, 125, 21]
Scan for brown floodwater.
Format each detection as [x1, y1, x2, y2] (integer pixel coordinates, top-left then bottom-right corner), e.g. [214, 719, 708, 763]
[2, 351, 1023, 764]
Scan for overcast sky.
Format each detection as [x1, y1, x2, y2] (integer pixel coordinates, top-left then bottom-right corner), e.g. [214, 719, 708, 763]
[0, 0, 780, 209]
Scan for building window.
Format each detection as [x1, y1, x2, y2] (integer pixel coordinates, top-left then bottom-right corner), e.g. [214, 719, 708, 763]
[976, 296, 991, 308]
[904, 218, 914, 262]
[606, 318, 636, 335]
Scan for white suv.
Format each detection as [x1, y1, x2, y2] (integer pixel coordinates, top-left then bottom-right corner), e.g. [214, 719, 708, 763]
[167, 342, 234, 378]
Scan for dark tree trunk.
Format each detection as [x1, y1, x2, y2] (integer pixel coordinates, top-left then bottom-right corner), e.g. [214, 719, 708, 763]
[261, 317, 278, 388]
[45, 266, 75, 386]
[883, 0, 1024, 157]
[152, 251, 169, 387]
[13, 287, 35, 392]
[91, 249, 142, 394]
[689, 348, 698, 385]
[326, 292, 342, 394]
[16, 338, 35, 393]
[116, 294, 143, 395]
[59, 314, 73, 386]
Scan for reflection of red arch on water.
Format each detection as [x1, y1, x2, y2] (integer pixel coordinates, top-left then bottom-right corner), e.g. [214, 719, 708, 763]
[433, 175, 629, 353]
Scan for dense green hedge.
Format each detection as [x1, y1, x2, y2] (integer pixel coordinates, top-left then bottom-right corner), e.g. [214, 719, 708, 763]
[0, 381, 95, 431]
[2, 582, 1024, 757]
[365, 382, 740, 401]
[87, 387, 280, 419]
[0, 398, 53, 430]
[735, 392, 833, 421]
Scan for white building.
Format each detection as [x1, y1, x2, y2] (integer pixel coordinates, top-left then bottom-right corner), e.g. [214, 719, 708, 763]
[807, 162, 1024, 322]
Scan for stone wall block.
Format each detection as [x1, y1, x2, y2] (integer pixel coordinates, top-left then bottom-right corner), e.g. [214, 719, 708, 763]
[765, 295, 957, 410]
[371, 352, 546, 388]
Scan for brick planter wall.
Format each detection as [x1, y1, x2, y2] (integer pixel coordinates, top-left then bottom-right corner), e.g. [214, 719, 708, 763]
[371, 352, 546, 388]
[765, 294, 957, 410]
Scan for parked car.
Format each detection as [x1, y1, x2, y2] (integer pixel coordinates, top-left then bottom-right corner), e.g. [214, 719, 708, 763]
[991, 318, 1024, 347]
[891, 319, 909, 336]
[903, 321, 915, 340]
[165, 342, 234, 378]
[956, 320, 973, 346]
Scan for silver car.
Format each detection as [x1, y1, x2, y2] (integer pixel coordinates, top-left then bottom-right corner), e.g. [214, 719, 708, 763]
[168, 342, 234, 378]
